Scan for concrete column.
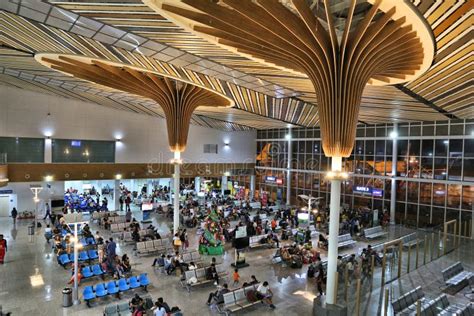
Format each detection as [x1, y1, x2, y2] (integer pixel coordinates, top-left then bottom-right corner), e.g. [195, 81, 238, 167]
[194, 177, 201, 193]
[221, 176, 228, 195]
[114, 180, 120, 211]
[326, 156, 342, 305]
[390, 123, 398, 224]
[173, 152, 181, 233]
[147, 179, 153, 195]
[44, 138, 52, 163]
[286, 129, 292, 205]
[250, 175, 256, 199]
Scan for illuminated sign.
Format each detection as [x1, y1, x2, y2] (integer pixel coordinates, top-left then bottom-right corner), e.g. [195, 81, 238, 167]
[265, 176, 276, 182]
[353, 186, 371, 194]
[71, 140, 81, 147]
[276, 178, 283, 185]
[372, 189, 383, 197]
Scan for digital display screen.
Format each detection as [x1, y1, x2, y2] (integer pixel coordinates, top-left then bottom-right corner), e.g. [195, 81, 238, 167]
[142, 203, 153, 211]
[71, 140, 81, 147]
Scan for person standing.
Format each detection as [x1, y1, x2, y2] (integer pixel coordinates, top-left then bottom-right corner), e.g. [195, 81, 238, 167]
[43, 203, 51, 220]
[11, 208, 18, 224]
[0, 235, 7, 264]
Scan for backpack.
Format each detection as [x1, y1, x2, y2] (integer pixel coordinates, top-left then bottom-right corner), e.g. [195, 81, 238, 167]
[246, 289, 258, 302]
[291, 260, 303, 269]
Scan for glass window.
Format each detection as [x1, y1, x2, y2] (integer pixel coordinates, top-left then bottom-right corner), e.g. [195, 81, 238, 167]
[375, 140, 385, 155]
[464, 159, 474, 181]
[432, 207, 445, 227]
[448, 158, 462, 181]
[313, 141, 321, 154]
[450, 124, 464, 135]
[419, 182, 432, 204]
[435, 139, 448, 157]
[436, 124, 448, 136]
[355, 140, 364, 155]
[408, 140, 420, 156]
[356, 127, 365, 137]
[422, 125, 434, 136]
[0, 137, 44, 163]
[410, 125, 421, 136]
[421, 140, 433, 157]
[447, 184, 461, 208]
[396, 181, 407, 202]
[420, 158, 433, 179]
[465, 124, 474, 136]
[432, 183, 446, 206]
[376, 126, 386, 137]
[449, 139, 463, 158]
[399, 126, 409, 137]
[462, 185, 473, 210]
[397, 156, 407, 176]
[465, 139, 474, 157]
[433, 158, 447, 180]
[398, 140, 408, 156]
[385, 140, 393, 156]
[418, 205, 431, 227]
[406, 182, 419, 204]
[406, 203, 417, 225]
[365, 140, 374, 156]
[366, 127, 375, 137]
[52, 139, 115, 163]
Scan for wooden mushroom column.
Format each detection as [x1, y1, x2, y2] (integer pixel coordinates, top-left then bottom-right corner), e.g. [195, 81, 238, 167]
[36, 54, 232, 233]
[147, 0, 435, 305]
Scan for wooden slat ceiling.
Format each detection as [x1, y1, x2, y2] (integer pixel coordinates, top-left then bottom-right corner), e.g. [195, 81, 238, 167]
[0, 0, 470, 131]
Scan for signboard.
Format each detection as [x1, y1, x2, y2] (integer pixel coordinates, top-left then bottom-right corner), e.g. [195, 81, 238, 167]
[275, 178, 283, 185]
[141, 202, 153, 211]
[235, 226, 247, 239]
[353, 186, 371, 194]
[71, 140, 81, 147]
[372, 189, 383, 197]
[0, 190, 13, 194]
[265, 176, 276, 182]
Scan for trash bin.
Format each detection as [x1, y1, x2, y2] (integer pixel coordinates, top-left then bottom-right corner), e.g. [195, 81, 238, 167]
[62, 287, 73, 307]
[28, 225, 34, 236]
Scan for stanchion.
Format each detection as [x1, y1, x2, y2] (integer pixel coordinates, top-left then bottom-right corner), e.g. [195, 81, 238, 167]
[423, 235, 427, 265]
[407, 244, 411, 273]
[381, 249, 386, 286]
[416, 299, 421, 315]
[454, 221, 458, 248]
[384, 288, 389, 316]
[355, 279, 361, 316]
[437, 230, 441, 258]
[458, 221, 462, 247]
[344, 266, 349, 302]
[431, 233, 435, 261]
[415, 240, 419, 269]
[371, 255, 375, 279]
[398, 242, 403, 279]
[470, 220, 472, 238]
[465, 220, 468, 238]
[333, 271, 339, 305]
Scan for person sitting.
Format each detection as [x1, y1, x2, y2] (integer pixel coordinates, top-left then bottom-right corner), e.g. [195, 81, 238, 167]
[130, 294, 144, 314]
[122, 254, 131, 273]
[152, 302, 166, 316]
[318, 232, 328, 249]
[206, 283, 230, 305]
[152, 254, 165, 268]
[256, 281, 276, 309]
[164, 255, 175, 275]
[206, 263, 219, 285]
[44, 225, 53, 243]
[249, 275, 259, 285]
[156, 297, 170, 313]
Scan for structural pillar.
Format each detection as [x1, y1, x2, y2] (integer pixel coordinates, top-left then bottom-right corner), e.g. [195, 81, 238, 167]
[221, 175, 228, 195]
[390, 123, 398, 224]
[73, 223, 79, 305]
[173, 152, 181, 233]
[286, 129, 292, 205]
[114, 180, 121, 212]
[326, 156, 342, 305]
[194, 177, 201, 193]
[44, 137, 52, 163]
[250, 175, 256, 199]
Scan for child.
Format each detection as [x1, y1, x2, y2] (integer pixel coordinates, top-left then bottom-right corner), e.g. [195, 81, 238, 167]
[232, 268, 240, 286]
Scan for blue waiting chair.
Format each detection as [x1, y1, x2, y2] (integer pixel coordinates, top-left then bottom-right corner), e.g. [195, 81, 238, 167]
[95, 283, 108, 298]
[83, 286, 96, 307]
[128, 276, 141, 289]
[78, 251, 89, 262]
[106, 281, 120, 297]
[138, 273, 150, 291]
[58, 254, 72, 268]
[86, 237, 96, 245]
[92, 264, 105, 279]
[68, 253, 76, 262]
[87, 249, 99, 260]
[117, 278, 130, 292]
[82, 266, 93, 279]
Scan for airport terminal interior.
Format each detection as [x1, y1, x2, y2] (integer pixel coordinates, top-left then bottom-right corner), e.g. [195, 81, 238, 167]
[0, 0, 472, 315]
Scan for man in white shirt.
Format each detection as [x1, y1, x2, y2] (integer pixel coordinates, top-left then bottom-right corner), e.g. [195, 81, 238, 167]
[153, 302, 166, 316]
[256, 281, 276, 309]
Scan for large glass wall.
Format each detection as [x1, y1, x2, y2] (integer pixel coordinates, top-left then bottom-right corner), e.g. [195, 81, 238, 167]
[52, 139, 115, 163]
[0, 137, 44, 162]
[256, 119, 474, 228]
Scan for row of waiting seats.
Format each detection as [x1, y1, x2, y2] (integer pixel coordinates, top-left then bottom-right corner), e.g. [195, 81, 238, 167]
[58, 250, 99, 267]
[249, 233, 270, 249]
[136, 239, 170, 256]
[182, 264, 228, 292]
[92, 211, 118, 221]
[337, 234, 356, 248]
[363, 226, 388, 240]
[219, 283, 264, 315]
[392, 285, 473, 316]
[110, 223, 131, 233]
[120, 229, 154, 243]
[442, 262, 473, 292]
[83, 274, 150, 307]
[81, 264, 107, 280]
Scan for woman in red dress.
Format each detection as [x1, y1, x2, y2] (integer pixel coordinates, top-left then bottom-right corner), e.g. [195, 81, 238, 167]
[0, 234, 7, 264]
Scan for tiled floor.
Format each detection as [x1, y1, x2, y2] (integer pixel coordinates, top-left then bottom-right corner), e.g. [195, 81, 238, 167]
[0, 211, 472, 316]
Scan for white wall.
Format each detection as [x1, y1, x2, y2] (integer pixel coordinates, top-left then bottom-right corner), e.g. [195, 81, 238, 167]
[0, 85, 256, 163]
